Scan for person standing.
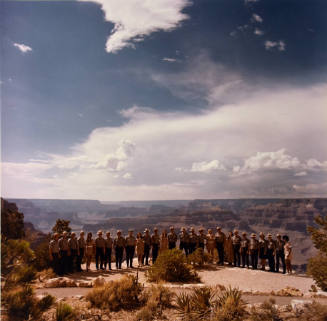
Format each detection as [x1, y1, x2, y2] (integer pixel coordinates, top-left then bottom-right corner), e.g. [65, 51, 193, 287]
[188, 227, 198, 254]
[104, 231, 113, 270]
[249, 233, 259, 270]
[168, 226, 177, 249]
[59, 231, 69, 275]
[266, 233, 276, 272]
[49, 233, 61, 275]
[136, 232, 144, 267]
[232, 229, 241, 267]
[283, 235, 293, 274]
[224, 231, 234, 266]
[160, 229, 169, 252]
[151, 228, 160, 264]
[85, 232, 95, 272]
[240, 232, 250, 268]
[258, 232, 268, 271]
[68, 232, 79, 273]
[125, 229, 136, 268]
[114, 230, 125, 269]
[179, 227, 190, 256]
[77, 231, 85, 272]
[215, 227, 226, 265]
[275, 234, 286, 274]
[95, 230, 106, 270]
[143, 229, 152, 265]
[198, 228, 207, 250]
[206, 229, 216, 262]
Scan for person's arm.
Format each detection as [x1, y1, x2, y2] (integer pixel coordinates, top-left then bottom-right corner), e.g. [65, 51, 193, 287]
[49, 244, 53, 261]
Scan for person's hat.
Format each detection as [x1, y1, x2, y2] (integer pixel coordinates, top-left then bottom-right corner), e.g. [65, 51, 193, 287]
[117, 230, 121, 234]
[216, 226, 221, 230]
[144, 228, 149, 233]
[276, 233, 281, 237]
[154, 227, 158, 231]
[53, 233, 59, 237]
[181, 227, 185, 231]
[80, 230, 84, 235]
[234, 229, 239, 233]
[190, 227, 195, 231]
[251, 233, 256, 238]
[128, 229, 134, 232]
[106, 231, 111, 235]
[199, 227, 204, 232]
[63, 231, 68, 235]
[170, 226, 174, 230]
[242, 232, 247, 235]
[267, 233, 272, 237]
[97, 230, 103, 235]
[259, 232, 264, 236]
[71, 232, 76, 236]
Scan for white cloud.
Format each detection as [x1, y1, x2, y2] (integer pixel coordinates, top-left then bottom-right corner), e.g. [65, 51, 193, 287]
[13, 42, 32, 53]
[245, 0, 259, 4]
[177, 160, 226, 173]
[123, 172, 132, 179]
[305, 158, 327, 171]
[294, 171, 307, 177]
[78, 0, 190, 53]
[264, 40, 286, 51]
[254, 28, 264, 36]
[251, 13, 263, 23]
[162, 57, 178, 63]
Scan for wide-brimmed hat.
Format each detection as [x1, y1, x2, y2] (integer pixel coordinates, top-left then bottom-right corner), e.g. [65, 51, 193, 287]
[267, 233, 272, 237]
[242, 232, 247, 235]
[199, 227, 204, 231]
[170, 226, 174, 230]
[117, 230, 121, 234]
[216, 227, 221, 230]
[251, 233, 256, 238]
[128, 229, 134, 232]
[97, 230, 103, 235]
[144, 228, 149, 233]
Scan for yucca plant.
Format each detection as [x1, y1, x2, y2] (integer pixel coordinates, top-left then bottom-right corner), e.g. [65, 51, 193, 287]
[174, 292, 193, 320]
[190, 287, 216, 320]
[56, 302, 75, 321]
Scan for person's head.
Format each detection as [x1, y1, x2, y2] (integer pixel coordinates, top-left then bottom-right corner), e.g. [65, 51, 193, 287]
[97, 230, 103, 238]
[106, 231, 111, 238]
[216, 227, 221, 232]
[137, 232, 142, 239]
[63, 231, 68, 238]
[154, 227, 158, 234]
[71, 232, 76, 239]
[234, 229, 239, 236]
[170, 226, 174, 232]
[251, 233, 256, 239]
[87, 232, 92, 240]
[276, 234, 281, 239]
[190, 227, 195, 234]
[145, 228, 149, 235]
[267, 233, 272, 240]
[283, 235, 289, 242]
[229, 231, 233, 236]
[80, 231, 85, 238]
[128, 229, 133, 236]
[199, 227, 204, 234]
[181, 227, 186, 233]
[117, 230, 122, 236]
[208, 229, 212, 234]
[259, 232, 265, 239]
[242, 232, 247, 238]
[162, 229, 167, 236]
[53, 233, 59, 240]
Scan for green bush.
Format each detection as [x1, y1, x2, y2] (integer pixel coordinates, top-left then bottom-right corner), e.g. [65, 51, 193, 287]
[86, 275, 143, 311]
[33, 236, 53, 271]
[3, 285, 40, 320]
[56, 302, 75, 321]
[248, 298, 283, 321]
[187, 248, 211, 267]
[9, 265, 37, 284]
[147, 249, 200, 283]
[297, 301, 327, 321]
[37, 294, 55, 312]
[307, 253, 327, 291]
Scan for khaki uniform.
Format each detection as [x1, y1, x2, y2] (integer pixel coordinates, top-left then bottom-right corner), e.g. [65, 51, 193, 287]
[168, 232, 177, 249]
[105, 237, 113, 270]
[143, 234, 151, 265]
[215, 232, 226, 265]
[189, 233, 198, 254]
[49, 239, 60, 275]
[151, 233, 160, 263]
[125, 236, 136, 268]
[249, 238, 259, 269]
[179, 232, 190, 256]
[95, 236, 105, 270]
[114, 236, 125, 269]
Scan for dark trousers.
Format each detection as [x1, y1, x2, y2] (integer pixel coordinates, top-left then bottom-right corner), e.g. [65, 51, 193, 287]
[115, 246, 124, 269]
[152, 244, 159, 263]
[216, 242, 224, 264]
[189, 243, 196, 254]
[198, 243, 205, 250]
[250, 249, 258, 269]
[95, 247, 104, 270]
[104, 248, 112, 270]
[126, 245, 135, 267]
[60, 250, 68, 275]
[168, 242, 176, 250]
[233, 244, 241, 267]
[275, 251, 286, 273]
[143, 244, 150, 265]
[267, 249, 275, 272]
[241, 248, 249, 267]
[52, 253, 61, 275]
[179, 242, 189, 256]
[76, 248, 84, 272]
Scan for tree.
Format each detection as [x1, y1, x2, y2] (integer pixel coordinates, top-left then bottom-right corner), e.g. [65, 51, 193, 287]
[307, 215, 327, 291]
[52, 219, 72, 234]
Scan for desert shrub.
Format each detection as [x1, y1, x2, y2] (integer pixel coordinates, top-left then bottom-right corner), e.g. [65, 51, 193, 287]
[213, 286, 247, 321]
[8, 265, 37, 284]
[56, 302, 75, 321]
[135, 284, 173, 321]
[86, 275, 143, 311]
[36, 268, 57, 282]
[248, 298, 283, 321]
[37, 294, 55, 312]
[2, 285, 40, 320]
[147, 249, 200, 283]
[187, 248, 211, 267]
[307, 253, 327, 291]
[33, 235, 52, 271]
[297, 301, 327, 321]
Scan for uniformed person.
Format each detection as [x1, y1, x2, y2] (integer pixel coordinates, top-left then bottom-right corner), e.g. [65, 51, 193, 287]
[77, 231, 85, 272]
[49, 233, 61, 275]
[179, 227, 190, 256]
[240, 232, 249, 268]
[104, 231, 113, 270]
[168, 226, 177, 249]
[224, 231, 234, 266]
[142, 229, 152, 265]
[85, 232, 95, 272]
[206, 229, 216, 262]
[249, 233, 259, 270]
[258, 232, 268, 271]
[160, 229, 169, 252]
[58, 231, 69, 275]
[95, 230, 106, 270]
[197, 228, 207, 250]
[151, 228, 160, 263]
[68, 232, 79, 273]
[125, 229, 136, 268]
[188, 227, 198, 254]
[232, 229, 241, 267]
[275, 234, 286, 274]
[114, 230, 125, 269]
[266, 233, 276, 272]
[215, 227, 226, 265]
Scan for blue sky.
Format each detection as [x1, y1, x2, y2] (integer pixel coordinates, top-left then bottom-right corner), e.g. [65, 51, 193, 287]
[2, 0, 327, 200]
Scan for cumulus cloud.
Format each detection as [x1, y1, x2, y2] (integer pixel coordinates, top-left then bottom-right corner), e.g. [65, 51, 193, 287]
[78, 0, 190, 53]
[177, 160, 226, 173]
[13, 42, 32, 53]
[254, 28, 264, 36]
[251, 13, 263, 23]
[162, 57, 178, 63]
[264, 40, 286, 51]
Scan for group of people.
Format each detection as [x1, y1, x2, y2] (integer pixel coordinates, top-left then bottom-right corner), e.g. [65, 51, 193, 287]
[49, 226, 293, 276]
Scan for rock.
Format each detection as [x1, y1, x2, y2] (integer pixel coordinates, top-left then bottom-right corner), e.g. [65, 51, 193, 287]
[101, 315, 110, 321]
[92, 276, 106, 287]
[73, 295, 84, 300]
[276, 286, 303, 297]
[44, 277, 77, 288]
[291, 299, 312, 312]
[78, 281, 93, 288]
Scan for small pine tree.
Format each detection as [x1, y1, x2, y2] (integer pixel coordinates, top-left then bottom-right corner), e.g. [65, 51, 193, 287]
[52, 219, 72, 234]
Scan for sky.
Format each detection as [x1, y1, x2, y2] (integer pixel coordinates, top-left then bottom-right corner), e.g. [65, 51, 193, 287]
[1, 0, 327, 201]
